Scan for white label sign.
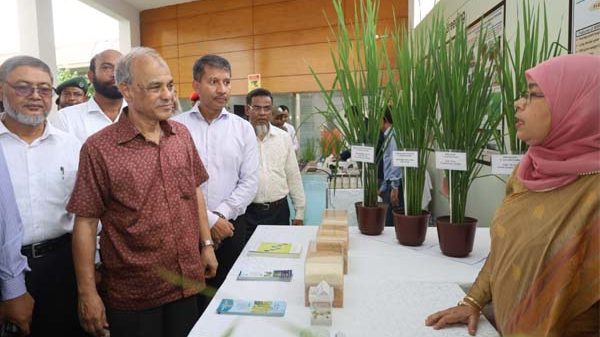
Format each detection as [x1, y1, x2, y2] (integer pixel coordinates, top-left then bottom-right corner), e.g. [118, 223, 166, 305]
[491, 154, 523, 175]
[392, 151, 419, 167]
[351, 145, 375, 163]
[435, 151, 467, 171]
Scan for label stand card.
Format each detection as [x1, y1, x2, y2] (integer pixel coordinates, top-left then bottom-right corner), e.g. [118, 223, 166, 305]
[435, 151, 467, 171]
[351, 145, 375, 164]
[491, 155, 523, 175]
[392, 151, 419, 168]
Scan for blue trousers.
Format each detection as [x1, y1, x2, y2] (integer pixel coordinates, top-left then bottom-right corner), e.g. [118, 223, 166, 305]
[381, 180, 404, 226]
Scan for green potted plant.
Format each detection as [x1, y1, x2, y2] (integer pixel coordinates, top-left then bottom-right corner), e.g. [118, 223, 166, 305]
[496, 0, 564, 154]
[431, 15, 502, 257]
[385, 15, 439, 246]
[311, 0, 389, 235]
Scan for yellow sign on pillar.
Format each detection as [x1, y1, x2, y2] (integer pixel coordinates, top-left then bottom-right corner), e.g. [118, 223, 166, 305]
[248, 74, 261, 92]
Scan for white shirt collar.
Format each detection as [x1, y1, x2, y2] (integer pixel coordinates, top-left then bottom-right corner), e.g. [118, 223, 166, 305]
[86, 96, 127, 117]
[0, 115, 62, 142]
[384, 126, 392, 136]
[192, 105, 230, 123]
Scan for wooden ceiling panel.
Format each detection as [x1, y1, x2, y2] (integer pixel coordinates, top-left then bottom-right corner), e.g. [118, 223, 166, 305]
[179, 36, 253, 57]
[253, 0, 337, 35]
[178, 7, 253, 44]
[254, 43, 335, 77]
[141, 5, 177, 23]
[141, 19, 178, 47]
[254, 26, 336, 49]
[176, 0, 252, 17]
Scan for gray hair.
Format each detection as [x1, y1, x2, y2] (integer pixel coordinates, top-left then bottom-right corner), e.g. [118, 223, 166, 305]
[115, 47, 164, 85]
[0, 55, 53, 82]
[192, 54, 231, 81]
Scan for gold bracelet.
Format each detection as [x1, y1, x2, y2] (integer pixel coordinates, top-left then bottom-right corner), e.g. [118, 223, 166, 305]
[457, 299, 481, 313]
[464, 295, 483, 311]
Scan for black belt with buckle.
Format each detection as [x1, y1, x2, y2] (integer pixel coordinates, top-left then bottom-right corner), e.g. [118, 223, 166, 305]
[250, 197, 287, 211]
[21, 233, 71, 259]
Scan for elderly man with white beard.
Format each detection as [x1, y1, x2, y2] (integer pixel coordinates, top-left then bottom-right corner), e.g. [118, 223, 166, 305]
[244, 88, 305, 243]
[0, 56, 85, 336]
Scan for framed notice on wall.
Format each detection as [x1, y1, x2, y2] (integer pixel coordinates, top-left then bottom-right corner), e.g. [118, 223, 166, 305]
[570, 0, 600, 54]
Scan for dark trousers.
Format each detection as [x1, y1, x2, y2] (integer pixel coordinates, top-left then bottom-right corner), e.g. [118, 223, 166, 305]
[381, 180, 404, 227]
[24, 236, 90, 337]
[106, 295, 199, 337]
[245, 198, 291, 243]
[198, 215, 247, 313]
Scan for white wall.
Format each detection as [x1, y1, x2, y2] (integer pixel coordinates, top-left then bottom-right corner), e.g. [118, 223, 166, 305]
[417, 0, 569, 227]
[79, 0, 141, 52]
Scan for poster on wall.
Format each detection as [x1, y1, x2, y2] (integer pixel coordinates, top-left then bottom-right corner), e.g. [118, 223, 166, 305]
[248, 73, 261, 92]
[570, 0, 600, 54]
[466, 1, 505, 165]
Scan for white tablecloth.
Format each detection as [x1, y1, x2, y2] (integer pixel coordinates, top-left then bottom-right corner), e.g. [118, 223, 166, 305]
[188, 225, 498, 337]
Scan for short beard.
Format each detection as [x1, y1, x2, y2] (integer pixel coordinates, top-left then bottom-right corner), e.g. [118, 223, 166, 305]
[3, 95, 48, 126]
[92, 76, 123, 99]
[253, 123, 269, 139]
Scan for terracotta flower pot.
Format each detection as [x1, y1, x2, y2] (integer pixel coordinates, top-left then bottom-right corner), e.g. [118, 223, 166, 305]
[392, 209, 430, 246]
[355, 202, 387, 235]
[436, 216, 477, 257]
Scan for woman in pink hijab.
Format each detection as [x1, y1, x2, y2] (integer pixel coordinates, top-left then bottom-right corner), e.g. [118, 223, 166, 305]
[426, 54, 600, 337]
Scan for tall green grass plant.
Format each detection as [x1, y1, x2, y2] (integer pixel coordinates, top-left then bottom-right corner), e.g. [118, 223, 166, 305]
[497, 0, 564, 154]
[311, 0, 390, 207]
[431, 15, 501, 224]
[386, 15, 439, 216]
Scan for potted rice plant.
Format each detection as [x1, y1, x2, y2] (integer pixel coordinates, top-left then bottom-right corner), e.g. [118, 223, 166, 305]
[386, 17, 439, 246]
[311, 0, 390, 235]
[431, 15, 502, 257]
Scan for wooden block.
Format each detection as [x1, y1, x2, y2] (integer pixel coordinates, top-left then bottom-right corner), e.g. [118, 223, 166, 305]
[305, 241, 344, 308]
[317, 228, 348, 274]
[320, 221, 349, 247]
[323, 209, 348, 222]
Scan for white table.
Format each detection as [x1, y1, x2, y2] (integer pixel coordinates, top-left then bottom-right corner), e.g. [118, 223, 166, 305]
[188, 226, 498, 337]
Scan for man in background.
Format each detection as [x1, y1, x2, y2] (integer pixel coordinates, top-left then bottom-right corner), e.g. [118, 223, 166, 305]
[245, 88, 305, 242]
[379, 109, 403, 226]
[55, 76, 88, 110]
[52, 49, 125, 143]
[0, 55, 84, 336]
[276, 105, 299, 151]
[173, 55, 258, 310]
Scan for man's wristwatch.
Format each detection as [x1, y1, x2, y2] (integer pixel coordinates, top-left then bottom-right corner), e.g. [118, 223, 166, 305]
[212, 211, 226, 220]
[200, 239, 215, 249]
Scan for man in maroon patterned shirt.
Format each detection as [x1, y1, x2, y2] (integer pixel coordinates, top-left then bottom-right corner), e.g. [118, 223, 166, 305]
[68, 47, 217, 337]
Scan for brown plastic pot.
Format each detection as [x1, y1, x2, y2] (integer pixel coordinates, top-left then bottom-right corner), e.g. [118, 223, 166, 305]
[355, 202, 387, 235]
[436, 216, 477, 257]
[392, 209, 430, 246]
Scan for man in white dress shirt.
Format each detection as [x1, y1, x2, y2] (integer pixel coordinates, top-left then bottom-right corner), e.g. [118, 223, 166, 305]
[172, 54, 259, 306]
[244, 88, 305, 241]
[0, 56, 85, 336]
[274, 104, 299, 151]
[52, 49, 125, 142]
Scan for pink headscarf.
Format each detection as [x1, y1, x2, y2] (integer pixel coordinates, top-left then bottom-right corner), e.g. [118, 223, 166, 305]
[517, 54, 600, 191]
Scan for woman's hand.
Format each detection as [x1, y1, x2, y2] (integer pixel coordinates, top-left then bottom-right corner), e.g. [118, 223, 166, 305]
[425, 304, 480, 336]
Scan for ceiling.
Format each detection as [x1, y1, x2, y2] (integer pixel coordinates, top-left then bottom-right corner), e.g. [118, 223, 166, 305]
[121, 0, 194, 11]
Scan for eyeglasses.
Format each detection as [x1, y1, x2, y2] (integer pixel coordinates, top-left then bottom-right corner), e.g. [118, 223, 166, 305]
[4, 82, 54, 98]
[248, 105, 272, 113]
[137, 82, 175, 94]
[518, 91, 545, 104]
